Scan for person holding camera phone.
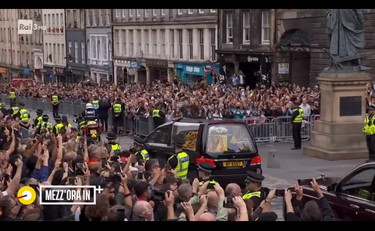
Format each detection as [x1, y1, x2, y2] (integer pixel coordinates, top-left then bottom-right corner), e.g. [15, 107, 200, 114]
[133, 136, 150, 162]
[197, 161, 217, 191]
[167, 134, 189, 180]
[242, 171, 269, 210]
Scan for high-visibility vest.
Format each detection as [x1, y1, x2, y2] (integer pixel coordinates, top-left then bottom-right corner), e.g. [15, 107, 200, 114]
[140, 149, 150, 161]
[113, 103, 122, 114]
[168, 151, 189, 179]
[292, 108, 304, 123]
[9, 91, 16, 99]
[78, 120, 86, 129]
[34, 115, 43, 127]
[111, 143, 122, 155]
[54, 123, 64, 134]
[19, 108, 29, 123]
[152, 109, 161, 118]
[40, 121, 53, 131]
[0, 102, 3, 109]
[86, 121, 97, 126]
[52, 95, 59, 103]
[11, 106, 19, 115]
[92, 100, 99, 110]
[242, 190, 261, 200]
[363, 115, 375, 135]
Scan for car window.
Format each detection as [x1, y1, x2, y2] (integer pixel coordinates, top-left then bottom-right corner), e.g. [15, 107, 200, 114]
[146, 125, 172, 144]
[206, 123, 256, 154]
[172, 123, 199, 151]
[340, 168, 375, 201]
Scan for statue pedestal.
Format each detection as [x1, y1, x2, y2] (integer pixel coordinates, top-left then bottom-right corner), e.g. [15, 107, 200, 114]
[303, 72, 372, 160]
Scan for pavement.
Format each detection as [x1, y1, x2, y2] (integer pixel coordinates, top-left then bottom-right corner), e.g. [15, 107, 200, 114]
[12, 104, 369, 221]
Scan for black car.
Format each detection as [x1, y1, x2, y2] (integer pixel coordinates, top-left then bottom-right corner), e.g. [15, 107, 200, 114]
[135, 118, 262, 187]
[299, 162, 375, 221]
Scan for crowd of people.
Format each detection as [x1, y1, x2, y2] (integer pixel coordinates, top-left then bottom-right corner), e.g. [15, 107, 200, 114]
[0, 78, 321, 126]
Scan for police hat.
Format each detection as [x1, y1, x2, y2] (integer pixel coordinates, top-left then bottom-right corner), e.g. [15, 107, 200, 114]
[36, 109, 43, 115]
[172, 134, 185, 147]
[245, 171, 265, 183]
[106, 132, 117, 140]
[61, 115, 68, 122]
[42, 114, 49, 120]
[54, 116, 62, 122]
[133, 136, 144, 145]
[198, 161, 215, 173]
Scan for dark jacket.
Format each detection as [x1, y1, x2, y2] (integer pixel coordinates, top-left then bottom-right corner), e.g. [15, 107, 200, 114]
[98, 100, 111, 118]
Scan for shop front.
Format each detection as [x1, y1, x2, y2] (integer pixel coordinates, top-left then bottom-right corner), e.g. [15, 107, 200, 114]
[174, 62, 219, 86]
[146, 59, 168, 83]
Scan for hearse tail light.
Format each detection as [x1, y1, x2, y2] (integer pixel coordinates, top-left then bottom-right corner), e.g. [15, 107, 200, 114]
[250, 156, 261, 165]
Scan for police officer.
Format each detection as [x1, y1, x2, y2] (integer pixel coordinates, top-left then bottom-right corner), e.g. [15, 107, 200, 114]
[61, 115, 72, 130]
[10, 103, 20, 117]
[242, 171, 269, 210]
[92, 96, 100, 115]
[9, 88, 16, 106]
[106, 132, 122, 156]
[152, 103, 165, 128]
[53, 116, 64, 135]
[291, 101, 303, 150]
[167, 134, 189, 179]
[363, 105, 375, 161]
[19, 102, 30, 129]
[197, 161, 217, 188]
[37, 114, 53, 134]
[112, 98, 124, 134]
[51, 92, 60, 117]
[133, 136, 150, 163]
[33, 109, 43, 129]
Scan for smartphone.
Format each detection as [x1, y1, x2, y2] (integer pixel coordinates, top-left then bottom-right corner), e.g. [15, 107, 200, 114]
[207, 182, 215, 190]
[101, 158, 108, 168]
[164, 163, 171, 171]
[138, 171, 144, 180]
[298, 179, 313, 186]
[68, 177, 76, 185]
[275, 189, 285, 197]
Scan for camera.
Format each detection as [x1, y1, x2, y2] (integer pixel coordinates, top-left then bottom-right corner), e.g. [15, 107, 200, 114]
[223, 197, 235, 208]
[151, 189, 166, 201]
[298, 179, 313, 186]
[110, 155, 119, 162]
[207, 182, 215, 190]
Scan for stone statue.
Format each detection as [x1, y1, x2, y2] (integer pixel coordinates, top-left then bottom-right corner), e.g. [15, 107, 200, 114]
[325, 9, 368, 72]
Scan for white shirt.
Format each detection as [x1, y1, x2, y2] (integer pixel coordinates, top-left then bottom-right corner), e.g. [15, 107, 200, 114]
[299, 103, 311, 117]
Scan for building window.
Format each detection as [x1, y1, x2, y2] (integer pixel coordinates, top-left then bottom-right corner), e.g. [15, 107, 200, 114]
[129, 9, 133, 17]
[144, 30, 149, 55]
[145, 9, 149, 17]
[242, 11, 250, 44]
[114, 30, 119, 56]
[178, 9, 183, 15]
[199, 29, 204, 60]
[226, 12, 233, 44]
[103, 36, 107, 60]
[68, 41, 72, 62]
[136, 9, 140, 17]
[115, 9, 120, 18]
[97, 39, 101, 61]
[199, 9, 205, 14]
[210, 9, 217, 13]
[188, 29, 193, 59]
[152, 9, 157, 16]
[152, 30, 157, 55]
[122, 9, 126, 18]
[170, 29, 174, 59]
[161, 29, 165, 56]
[137, 30, 141, 56]
[122, 30, 126, 56]
[210, 28, 216, 61]
[81, 42, 85, 64]
[188, 9, 193, 15]
[161, 9, 166, 16]
[92, 37, 96, 59]
[129, 30, 133, 56]
[262, 10, 270, 45]
[75, 41, 78, 63]
[178, 29, 183, 59]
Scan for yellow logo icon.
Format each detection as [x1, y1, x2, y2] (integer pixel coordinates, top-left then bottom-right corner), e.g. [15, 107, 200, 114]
[17, 186, 36, 205]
